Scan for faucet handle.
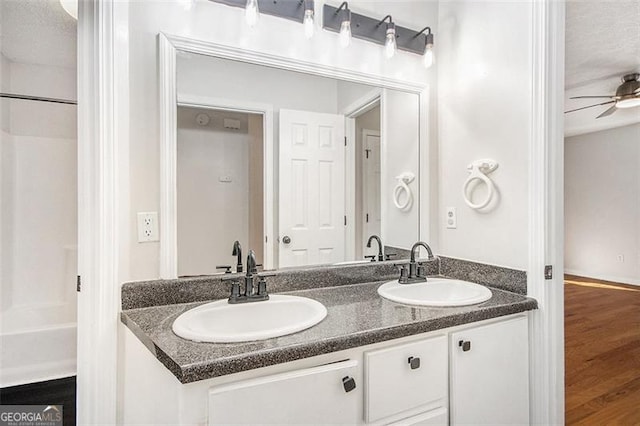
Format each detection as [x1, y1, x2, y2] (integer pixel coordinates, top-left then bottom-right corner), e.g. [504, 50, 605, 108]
[394, 263, 409, 284]
[364, 255, 376, 262]
[385, 253, 397, 261]
[256, 272, 274, 297]
[216, 265, 232, 274]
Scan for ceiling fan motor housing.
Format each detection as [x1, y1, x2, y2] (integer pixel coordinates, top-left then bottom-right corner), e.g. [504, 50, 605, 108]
[616, 73, 640, 98]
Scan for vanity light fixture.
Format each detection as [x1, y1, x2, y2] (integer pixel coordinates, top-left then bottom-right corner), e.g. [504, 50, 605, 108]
[415, 27, 434, 68]
[335, 2, 352, 48]
[323, 3, 433, 58]
[303, 0, 315, 39]
[378, 15, 397, 59]
[245, 0, 259, 27]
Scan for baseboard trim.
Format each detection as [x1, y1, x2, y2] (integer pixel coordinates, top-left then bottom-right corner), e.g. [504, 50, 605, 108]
[564, 269, 640, 287]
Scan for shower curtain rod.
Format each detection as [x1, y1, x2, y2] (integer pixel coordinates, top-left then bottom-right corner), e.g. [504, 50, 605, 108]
[0, 92, 77, 105]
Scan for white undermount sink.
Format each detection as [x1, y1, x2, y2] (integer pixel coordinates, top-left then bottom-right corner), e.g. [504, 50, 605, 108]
[172, 295, 327, 343]
[378, 278, 492, 307]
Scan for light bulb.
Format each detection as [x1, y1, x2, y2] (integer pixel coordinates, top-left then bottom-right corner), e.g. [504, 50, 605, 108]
[304, 9, 314, 39]
[384, 26, 396, 59]
[339, 20, 351, 48]
[423, 45, 434, 68]
[245, 0, 259, 27]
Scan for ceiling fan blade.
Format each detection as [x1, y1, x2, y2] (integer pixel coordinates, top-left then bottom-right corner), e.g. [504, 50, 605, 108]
[564, 100, 615, 114]
[570, 95, 615, 99]
[596, 105, 617, 119]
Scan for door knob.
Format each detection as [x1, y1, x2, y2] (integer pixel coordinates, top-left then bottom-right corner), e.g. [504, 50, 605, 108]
[282, 236, 291, 244]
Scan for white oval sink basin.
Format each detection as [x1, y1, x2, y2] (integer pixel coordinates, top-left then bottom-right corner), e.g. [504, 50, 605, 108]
[378, 278, 492, 307]
[172, 295, 327, 343]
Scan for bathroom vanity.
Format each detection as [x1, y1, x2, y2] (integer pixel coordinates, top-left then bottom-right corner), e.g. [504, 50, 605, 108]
[120, 258, 535, 425]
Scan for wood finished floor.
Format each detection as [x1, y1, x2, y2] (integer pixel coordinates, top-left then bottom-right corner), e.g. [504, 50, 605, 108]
[565, 275, 640, 425]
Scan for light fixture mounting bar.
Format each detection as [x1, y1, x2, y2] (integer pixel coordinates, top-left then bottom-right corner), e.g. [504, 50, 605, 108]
[210, 0, 305, 23]
[322, 4, 426, 55]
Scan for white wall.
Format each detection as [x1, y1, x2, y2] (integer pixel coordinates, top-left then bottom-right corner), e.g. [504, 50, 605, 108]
[437, 1, 532, 270]
[565, 123, 640, 285]
[382, 90, 420, 250]
[126, 0, 437, 280]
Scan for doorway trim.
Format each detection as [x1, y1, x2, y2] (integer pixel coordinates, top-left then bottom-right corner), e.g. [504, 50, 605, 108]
[528, 1, 565, 424]
[341, 89, 381, 261]
[77, 0, 129, 424]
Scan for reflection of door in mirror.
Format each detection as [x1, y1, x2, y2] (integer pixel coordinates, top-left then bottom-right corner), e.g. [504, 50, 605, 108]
[279, 109, 345, 268]
[177, 106, 264, 277]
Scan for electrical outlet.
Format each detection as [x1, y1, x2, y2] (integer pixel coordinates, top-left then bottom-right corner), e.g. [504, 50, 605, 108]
[137, 212, 159, 243]
[616, 254, 624, 263]
[446, 207, 457, 229]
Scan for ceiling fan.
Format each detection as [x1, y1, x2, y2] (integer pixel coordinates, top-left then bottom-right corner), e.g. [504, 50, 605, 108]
[565, 73, 640, 118]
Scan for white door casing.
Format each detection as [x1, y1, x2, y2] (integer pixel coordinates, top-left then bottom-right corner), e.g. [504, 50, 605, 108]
[279, 109, 346, 267]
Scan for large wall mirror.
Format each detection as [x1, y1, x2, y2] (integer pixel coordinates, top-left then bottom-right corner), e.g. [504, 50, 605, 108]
[160, 34, 429, 278]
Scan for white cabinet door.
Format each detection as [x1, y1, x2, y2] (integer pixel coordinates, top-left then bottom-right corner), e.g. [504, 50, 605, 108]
[279, 109, 346, 268]
[365, 335, 448, 423]
[450, 316, 529, 425]
[208, 359, 359, 425]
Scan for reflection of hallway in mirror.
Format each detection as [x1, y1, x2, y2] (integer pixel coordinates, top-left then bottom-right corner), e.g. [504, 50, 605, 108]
[353, 105, 381, 259]
[177, 106, 264, 276]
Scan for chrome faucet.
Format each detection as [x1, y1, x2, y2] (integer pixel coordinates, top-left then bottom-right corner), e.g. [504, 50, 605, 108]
[232, 240, 243, 273]
[396, 241, 435, 284]
[366, 235, 384, 262]
[223, 249, 274, 304]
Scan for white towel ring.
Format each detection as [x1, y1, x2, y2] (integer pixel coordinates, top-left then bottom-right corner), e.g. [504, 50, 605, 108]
[393, 173, 415, 211]
[462, 160, 498, 210]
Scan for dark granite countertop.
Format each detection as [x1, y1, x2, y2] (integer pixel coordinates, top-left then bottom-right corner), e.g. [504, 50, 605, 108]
[121, 278, 537, 384]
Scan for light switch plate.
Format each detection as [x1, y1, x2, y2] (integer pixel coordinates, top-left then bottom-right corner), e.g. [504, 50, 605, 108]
[137, 212, 159, 242]
[446, 207, 457, 229]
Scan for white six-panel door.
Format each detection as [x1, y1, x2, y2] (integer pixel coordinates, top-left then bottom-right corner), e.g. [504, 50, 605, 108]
[279, 109, 345, 267]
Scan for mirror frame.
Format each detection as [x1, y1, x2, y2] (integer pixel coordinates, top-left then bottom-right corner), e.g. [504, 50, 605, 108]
[158, 32, 431, 279]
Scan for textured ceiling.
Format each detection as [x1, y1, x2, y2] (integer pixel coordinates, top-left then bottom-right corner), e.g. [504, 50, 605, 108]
[565, 0, 640, 89]
[565, 0, 640, 136]
[0, 0, 77, 68]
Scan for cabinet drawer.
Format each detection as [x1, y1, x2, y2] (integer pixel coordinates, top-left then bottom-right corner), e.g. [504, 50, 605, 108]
[391, 407, 448, 426]
[208, 359, 359, 425]
[365, 335, 447, 423]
